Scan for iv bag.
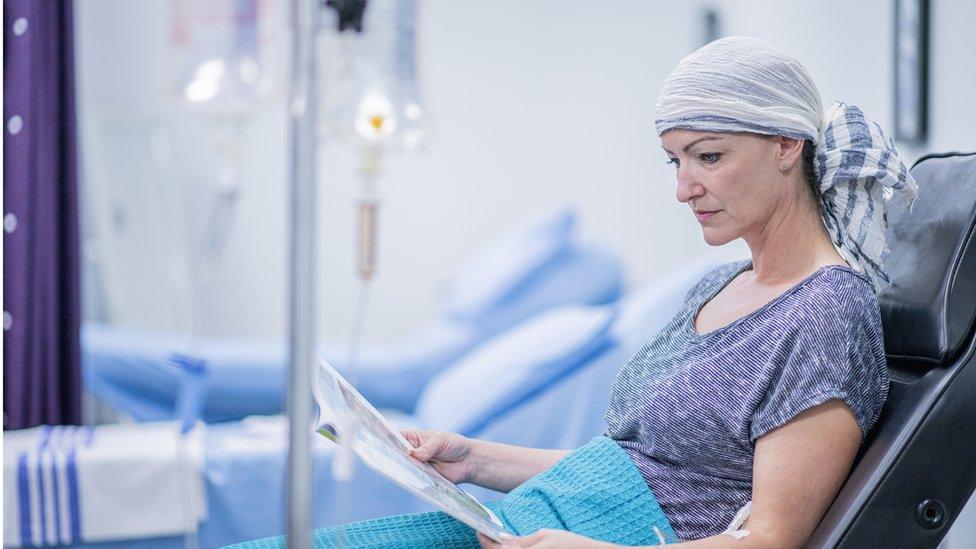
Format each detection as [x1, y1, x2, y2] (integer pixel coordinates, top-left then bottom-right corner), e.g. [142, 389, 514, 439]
[170, 0, 279, 117]
[167, 0, 282, 287]
[319, 0, 431, 150]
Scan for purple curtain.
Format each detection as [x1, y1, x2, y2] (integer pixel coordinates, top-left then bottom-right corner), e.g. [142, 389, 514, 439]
[3, 0, 81, 429]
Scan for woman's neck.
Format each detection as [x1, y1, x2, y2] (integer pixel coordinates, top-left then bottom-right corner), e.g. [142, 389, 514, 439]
[743, 195, 847, 286]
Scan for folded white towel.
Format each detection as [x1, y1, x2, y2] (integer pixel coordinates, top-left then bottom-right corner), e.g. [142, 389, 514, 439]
[3, 422, 206, 547]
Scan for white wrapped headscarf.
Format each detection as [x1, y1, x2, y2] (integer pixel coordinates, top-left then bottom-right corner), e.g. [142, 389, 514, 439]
[655, 37, 918, 290]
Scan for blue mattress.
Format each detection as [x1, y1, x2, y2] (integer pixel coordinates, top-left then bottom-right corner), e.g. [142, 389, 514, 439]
[83, 244, 623, 423]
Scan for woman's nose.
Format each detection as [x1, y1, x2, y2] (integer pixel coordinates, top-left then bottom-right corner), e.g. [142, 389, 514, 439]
[675, 168, 704, 204]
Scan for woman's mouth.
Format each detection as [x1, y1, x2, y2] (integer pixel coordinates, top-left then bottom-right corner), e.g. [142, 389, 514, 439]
[694, 210, 720, 223]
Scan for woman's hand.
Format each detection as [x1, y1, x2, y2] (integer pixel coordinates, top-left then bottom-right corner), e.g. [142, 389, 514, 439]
[403, 432, 568, 492]
[476, 530, 617, 548]
[402, 429, 474, 484]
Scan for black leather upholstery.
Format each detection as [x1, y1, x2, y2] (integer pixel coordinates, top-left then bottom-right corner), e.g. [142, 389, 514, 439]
[809, 151, 976, 548]
[879, 152, 976, 366]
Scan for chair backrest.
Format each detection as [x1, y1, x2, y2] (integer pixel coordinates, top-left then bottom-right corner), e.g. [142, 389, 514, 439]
[809, 152, 976, 548]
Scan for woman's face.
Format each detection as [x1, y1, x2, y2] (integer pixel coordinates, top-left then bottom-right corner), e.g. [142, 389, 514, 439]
[660, 129, 792, 246]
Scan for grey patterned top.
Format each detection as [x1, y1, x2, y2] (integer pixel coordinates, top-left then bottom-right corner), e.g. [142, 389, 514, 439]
[605, 260, 888, 540]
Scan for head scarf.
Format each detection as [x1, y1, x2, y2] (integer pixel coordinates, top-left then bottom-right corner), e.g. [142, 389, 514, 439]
[655, 36, 918, 290]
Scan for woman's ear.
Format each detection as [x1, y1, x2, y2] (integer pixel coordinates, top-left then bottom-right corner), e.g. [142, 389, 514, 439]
[773, 136, 805, 170]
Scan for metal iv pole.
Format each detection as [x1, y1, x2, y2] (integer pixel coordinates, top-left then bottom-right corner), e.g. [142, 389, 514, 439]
[285, 0, 319, 547]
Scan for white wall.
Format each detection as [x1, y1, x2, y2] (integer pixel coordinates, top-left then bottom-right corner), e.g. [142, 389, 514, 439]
[75, 0, 976, 347]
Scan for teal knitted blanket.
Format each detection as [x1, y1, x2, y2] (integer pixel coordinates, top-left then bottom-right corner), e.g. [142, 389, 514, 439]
[226, 436, 677, 548]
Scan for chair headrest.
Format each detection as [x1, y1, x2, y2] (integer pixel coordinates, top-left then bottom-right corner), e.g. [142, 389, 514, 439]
[878, 152, 976, 367]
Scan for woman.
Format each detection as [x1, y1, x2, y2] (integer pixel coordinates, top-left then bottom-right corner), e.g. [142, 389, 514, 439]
[244, 36, 917, 549]
[409, 36, 916, 548]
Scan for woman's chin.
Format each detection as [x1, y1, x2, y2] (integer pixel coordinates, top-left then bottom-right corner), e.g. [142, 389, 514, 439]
[701, 229, 735, 247]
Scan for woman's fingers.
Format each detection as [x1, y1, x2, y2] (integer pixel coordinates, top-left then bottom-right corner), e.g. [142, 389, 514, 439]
[476, 532, 502, 548]
[510, 531, 546, 546]
[401, 430, 420, 448]
[409, 431, 443, 461]
[402, 430, 437, 457]
[403, 430, 469, 465]
[477, 532, 524, 548]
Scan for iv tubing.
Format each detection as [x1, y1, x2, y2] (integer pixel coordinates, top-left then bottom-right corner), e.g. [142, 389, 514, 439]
[332, 280, 373, 549]
[356, 145, 382, 280]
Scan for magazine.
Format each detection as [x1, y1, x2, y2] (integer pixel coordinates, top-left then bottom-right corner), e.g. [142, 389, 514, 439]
[311, 355, 511, 542]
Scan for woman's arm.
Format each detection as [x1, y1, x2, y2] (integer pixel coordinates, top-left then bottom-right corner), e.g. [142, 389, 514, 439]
[480, 399, 862, 548]
[404, 430, 570, 493]
[466, 438, 571, 493]
[670, 399, 861, 548]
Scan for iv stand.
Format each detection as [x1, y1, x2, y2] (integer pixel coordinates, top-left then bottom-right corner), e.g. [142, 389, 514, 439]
[285, 0, 320, 547]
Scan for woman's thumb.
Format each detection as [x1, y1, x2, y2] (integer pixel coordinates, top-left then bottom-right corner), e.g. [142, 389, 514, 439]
[411, 433, 441, 461]
[402, 430, 420, 448]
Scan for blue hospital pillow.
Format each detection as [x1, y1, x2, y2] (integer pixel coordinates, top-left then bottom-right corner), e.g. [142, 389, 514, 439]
[445, 208, 577, 321]
[415, 304, 616, 436]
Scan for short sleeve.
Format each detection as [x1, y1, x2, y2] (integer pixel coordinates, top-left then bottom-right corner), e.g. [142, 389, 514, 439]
[749, 286, 889, 442]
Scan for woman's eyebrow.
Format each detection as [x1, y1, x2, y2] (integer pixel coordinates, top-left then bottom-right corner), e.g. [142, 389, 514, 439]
[661, 136, 724, 155]
[683, 136, 723, 152]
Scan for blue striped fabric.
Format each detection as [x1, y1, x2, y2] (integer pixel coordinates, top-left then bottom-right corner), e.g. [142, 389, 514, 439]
[814, 101, 917, 290]
[37, 431, 48, 545]
[14, 425, 94, 546]
[605, 260, 888, 540]
[18, 453, 32, 546]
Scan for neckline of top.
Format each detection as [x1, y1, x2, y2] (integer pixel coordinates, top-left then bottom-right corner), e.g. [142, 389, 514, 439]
[686, 261, 863, 340]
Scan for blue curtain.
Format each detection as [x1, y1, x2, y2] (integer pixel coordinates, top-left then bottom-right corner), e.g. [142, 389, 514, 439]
[3, 0, 82, 429]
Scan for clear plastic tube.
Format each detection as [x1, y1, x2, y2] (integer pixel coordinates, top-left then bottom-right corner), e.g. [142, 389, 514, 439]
[332, 279, 372, 548]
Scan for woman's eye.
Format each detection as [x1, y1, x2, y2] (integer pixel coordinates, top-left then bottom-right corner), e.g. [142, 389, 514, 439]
[665, 157, 680, 168]
[700, 152, 721, 163]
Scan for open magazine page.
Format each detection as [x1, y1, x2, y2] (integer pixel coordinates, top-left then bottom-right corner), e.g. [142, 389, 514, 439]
[312, 356, 510, 542]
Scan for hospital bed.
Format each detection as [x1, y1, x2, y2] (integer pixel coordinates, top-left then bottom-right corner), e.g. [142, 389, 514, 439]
[82, 207, 624, 422]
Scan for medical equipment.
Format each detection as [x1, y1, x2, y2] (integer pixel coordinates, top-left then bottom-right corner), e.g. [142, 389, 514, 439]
[170, 0, 279, 288]
[283, 0, 324, 545]
[168, 0, 280, 387]
[312, 2, 431, 545]
[169, 3, 281, 547]
[320, 0, 429, 151]
[170, 0, 280, 349]
[321, 0, 430, 281]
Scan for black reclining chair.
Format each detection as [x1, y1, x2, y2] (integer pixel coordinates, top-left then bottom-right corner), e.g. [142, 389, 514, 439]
[810, 151, 976, 548]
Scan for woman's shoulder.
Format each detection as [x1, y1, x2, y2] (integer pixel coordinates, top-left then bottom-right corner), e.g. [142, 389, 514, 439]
[788, 264, 883, 333]
[801, 264, 878, 306]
